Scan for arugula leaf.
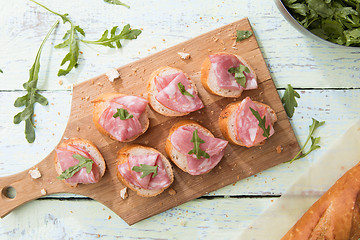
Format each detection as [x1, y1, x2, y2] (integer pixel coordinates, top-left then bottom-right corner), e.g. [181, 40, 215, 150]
[282, 84, 300, 118]
[0, 69, 3, 73]
[13, 20, 59, 143]
[289, 118, 325, 163]
[236, 30, 253, 42]
[132, 164, 158, 178]
[81, 25, 141, 48]
[57, 154, 94, 180]
[188, 130, 210, 159]
[249, 107, 270, 138]
[177, 82, 194, 97]
[104, 0, 130, 8]
[228, 65, 250, 87]
[113, 108, 133, 120]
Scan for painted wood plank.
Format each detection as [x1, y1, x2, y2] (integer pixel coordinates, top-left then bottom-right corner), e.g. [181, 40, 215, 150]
[0, 197, 275, 239]
[0, 0, 359, 91]
[1, 89, 359, 199]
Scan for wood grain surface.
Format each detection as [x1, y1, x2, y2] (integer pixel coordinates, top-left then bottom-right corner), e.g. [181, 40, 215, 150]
[0, 18, 300, 225]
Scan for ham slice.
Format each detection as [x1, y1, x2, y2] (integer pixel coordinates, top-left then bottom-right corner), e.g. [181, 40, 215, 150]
[155, 73, 181, 92]
[98, 96, 148, 142]
[155, 72, 204, 113]
[235, 97, 275, 147]
[118, 154, 171, 190]
[209, 54, 257, 91]
[56, 146, 100, 184]
[171, 125, 228, 175]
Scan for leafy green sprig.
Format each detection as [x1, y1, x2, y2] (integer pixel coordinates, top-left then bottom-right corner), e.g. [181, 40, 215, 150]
[177, 82, 194, 97]
[188, 130, 210, 159]
[113, 108, 133, 120]
[249, 107, 270, 138]
[13, 20, 59, 143]
[104, 0, 130, 9]
[282, 84, 300, 118]
[57, 154, 94, 180]
[236, 30, 253, 42]
[228, 65, 250, 87]
[132, 164, 158, 178]
[289, 118, 325, 163]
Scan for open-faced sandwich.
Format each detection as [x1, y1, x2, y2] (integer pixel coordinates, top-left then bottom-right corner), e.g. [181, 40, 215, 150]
[55, 138, 106, 187]
[219, 97, 277, 147]
[201, 52, 257, 97]
[165, 120, 228, 175]
[93, 93, 149, 142]
[147, 66, 204, 116]
[116, 144, 174, 197]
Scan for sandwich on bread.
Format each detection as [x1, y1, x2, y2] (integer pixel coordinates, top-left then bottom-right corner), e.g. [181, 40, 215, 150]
[201, 52, 257, 97]
[219, 97, 277, 147]
[55, 138, 106, 187]
[165, 120, 228, 175]
[93, 93, 149, 142]
[116, 144, 174, 197]
[282, 161, 360, 240]
[147, 66, 204, 116]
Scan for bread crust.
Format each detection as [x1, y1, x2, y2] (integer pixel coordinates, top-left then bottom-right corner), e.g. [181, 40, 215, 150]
[165, 120, 217, 175]
[54, 138, 106, 188]
[147, 66, 200, 116]
[92, 93, 149, 142]
[218, 100, 277, 147]
[200, 52, 257, 98]
[116, 144, 174, 197]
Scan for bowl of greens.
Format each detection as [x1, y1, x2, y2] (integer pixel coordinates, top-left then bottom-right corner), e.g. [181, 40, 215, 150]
[274, 0, 360, 47]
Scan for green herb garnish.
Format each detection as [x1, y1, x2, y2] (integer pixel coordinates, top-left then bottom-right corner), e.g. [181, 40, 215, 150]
[282, 0, 360, 46]
[249, 107, 270, 138]
[13, 20, 59, 143]
[132, 164, 158, 178]
[113, 108, 133, 120]
[282, 84, 300, 118]
[188, 130, 210, 159]
[104, 0, 130, 8]
[177, 82, 194, 97]
[228, 65, 250, 88]
[57, 154, 94, 180]
[236, 30, 253, 42]
[289, 118, 325, 163]
[0, 69, 3, 73]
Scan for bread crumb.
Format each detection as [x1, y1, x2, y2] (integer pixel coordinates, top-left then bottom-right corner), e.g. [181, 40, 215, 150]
[88, 126, 91, 129]
[207, 49, 212, 52]
[177, 52, 191, 60]
[108, 215, 112, 220]
[91, 80, 95, 85]
[218, 165, 222, 170]
[120, 187, 128, 199]
[162, 38, 166, 42]
[76, 127, 80, 132]
[58, 80, 63, 86]
[276, 145, 283, 154]
[97, 82, 104, 87]
[168, 188, 176, 196]
[29, 168, 41, 179]
[212, 37, 219, 42]
[85, 96, 90, 101]
[40, 188, 47, 196]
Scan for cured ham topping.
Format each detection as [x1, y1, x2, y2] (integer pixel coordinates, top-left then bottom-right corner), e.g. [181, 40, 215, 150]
[155, 72, 204, 113]
[118, 154, 171, 190]
[235, 97, 275, 147]
[209, 54, 257, 91]
[171, 126, 228, 175]
[98, 96, 148, 141]
[56, 146, 100, 184]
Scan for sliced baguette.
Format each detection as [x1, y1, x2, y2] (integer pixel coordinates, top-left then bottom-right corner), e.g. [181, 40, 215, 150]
[219, 100, 277, 147]
[116, 144, 174, 197]
[54, 138, 106, 187]
[201, 52, 257, 97]
[147, 66, 200, 116]
[92, 93, 149, 142]
[165, 120, 216, 175]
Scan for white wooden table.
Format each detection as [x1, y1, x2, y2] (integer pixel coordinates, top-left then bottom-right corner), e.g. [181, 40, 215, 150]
[0, 0, 359, 239]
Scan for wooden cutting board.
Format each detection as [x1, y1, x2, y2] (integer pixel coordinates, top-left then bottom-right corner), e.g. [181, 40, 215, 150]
[0, 18, 300, 225]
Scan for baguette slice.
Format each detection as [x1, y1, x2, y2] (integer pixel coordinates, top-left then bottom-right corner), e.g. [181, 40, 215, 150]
[219, 99, 277, 147]
[54, 138, 106, 187]
[147, 66, 201, 116]
[92, 93, 149, 142]
[201, 52, 257, 97]
[116, 144, 174, 197]
[165, 120, 224, 175]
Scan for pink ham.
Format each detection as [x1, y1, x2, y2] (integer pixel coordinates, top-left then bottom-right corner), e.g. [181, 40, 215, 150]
[155, 72, 204, 113]
[56, 147, 100, 184]
[155, 73, 180, 92]
[118, 154, 171, 190]
[235, 97, 275, 147]
[98, 96, 148, 142]
[209, 54, 257, 91]
[170, 125, 228, 175]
